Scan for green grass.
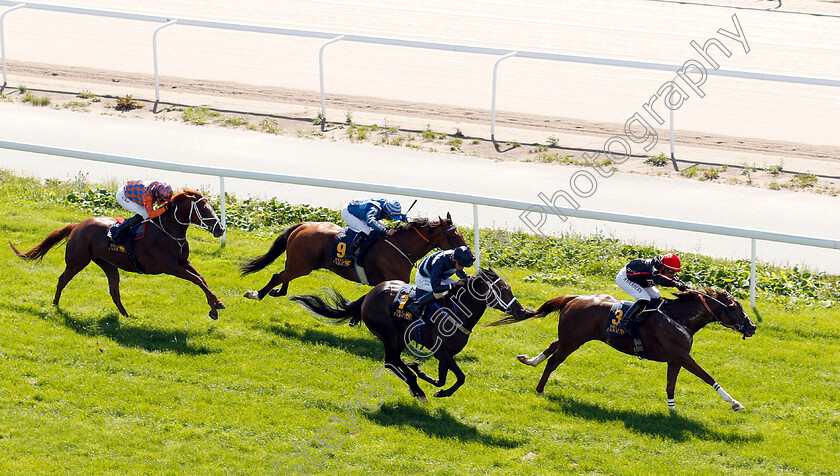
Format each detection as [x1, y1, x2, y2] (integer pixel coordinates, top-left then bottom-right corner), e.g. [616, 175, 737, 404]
[1, 171, 838, 475]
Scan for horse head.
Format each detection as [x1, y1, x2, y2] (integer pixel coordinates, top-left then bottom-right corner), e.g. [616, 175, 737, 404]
[689, 289, 756, 339]
[170, 189, 225, 238]
[463, 267, 530, 321]
[431, 212, 467, 250]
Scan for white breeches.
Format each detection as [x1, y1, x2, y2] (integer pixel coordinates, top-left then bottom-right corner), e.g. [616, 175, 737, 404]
[341, 207, 371, 234]
[616, 267, 661, 301]
[116, 187, 149, 219]
[414, 273, 457, 293]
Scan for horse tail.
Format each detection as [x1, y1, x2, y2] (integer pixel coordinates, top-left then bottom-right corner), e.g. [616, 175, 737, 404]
[291, 288, 363, 325]
[240, 223, 303, 276]
[8, 224, 76, 262]
[485, 295, 576, 327]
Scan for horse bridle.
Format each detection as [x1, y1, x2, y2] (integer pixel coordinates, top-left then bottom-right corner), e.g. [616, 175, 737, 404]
[692, 290, 748, 337]
[153, 197, 220, 243]
[480, 272, 519, 314]
[383, 221, 460, 267]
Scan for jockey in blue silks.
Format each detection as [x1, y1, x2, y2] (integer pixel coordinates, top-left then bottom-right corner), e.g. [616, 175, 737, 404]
[406, 246, 475, 318]
[340, 198, 406, 259]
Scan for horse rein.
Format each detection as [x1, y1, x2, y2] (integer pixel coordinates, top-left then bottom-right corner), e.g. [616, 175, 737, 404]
[691, 290, 745, 335]
[151, 197, 220, 246]
[482, 273, 519, 314]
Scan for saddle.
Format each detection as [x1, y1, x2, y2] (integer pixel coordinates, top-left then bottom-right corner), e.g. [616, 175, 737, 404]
[332, 229, 371, 285]
[391, 284, 421, 321]
[107, 218, 146, 274]
[607, 300, 656, 360]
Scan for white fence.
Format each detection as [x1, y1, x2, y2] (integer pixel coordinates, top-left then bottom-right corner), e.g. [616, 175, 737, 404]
[2, 139, 838, 308]
[2, 1, 840, 155]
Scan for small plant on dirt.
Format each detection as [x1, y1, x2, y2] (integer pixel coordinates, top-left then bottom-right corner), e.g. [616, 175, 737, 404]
[344, 110, 354, 125]
[448, 137, 463, 151]
[18, 85, 27, 93]
[546, 135, 560, 147]
[454, 128, 465, 138]
[77, 90, 100, 102]
[681, 165, 699, 179]
[471, 139, 480, 145]
[390, 136, 404, 146]
[421, 127, 437, 142]
[741, 162, 759, 184]
[702, 167, 720, 180]
[506, 142, 522, 148]
[789, 173, 817, 188]
[768, 180, 781, 190]
[260, 118, 280, 134]
[312, 112, 324, 126]
[61, 101, 89, 111]
[181, 107, 219, 125]
[644, 153, 669, 167]
[22, 92, 50, 106]
[115, 94, 143, 111]
[531, 145, 549, 153]
[354, 125, 369, 141]
[768, 161, 784, 176]
[221, 116, 250, 128]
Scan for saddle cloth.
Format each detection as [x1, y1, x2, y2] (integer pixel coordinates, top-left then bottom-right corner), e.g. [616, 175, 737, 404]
[606, 300, 634, 337]
[331, 229, 356, 268]
[108, 218, 147, 274]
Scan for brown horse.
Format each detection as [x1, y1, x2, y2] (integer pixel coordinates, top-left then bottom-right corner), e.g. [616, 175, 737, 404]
[9, 189, 227, 319]
[241, 213, 466, 300]
[292, 268, 530, 401]
[487, 289, 756, 411]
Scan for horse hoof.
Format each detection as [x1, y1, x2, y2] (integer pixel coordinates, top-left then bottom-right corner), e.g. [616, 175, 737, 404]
[268, 288, 285, 298]
[536, 390, 545, 397]
[517, 354, 532, 365]
[732, 401, 745, 411]
[215, 302, 226, 310]
[433, 390, 449, 398]
[209, 310, 219, 320]
[416, 395, 428, 403]
[243, 291, 260, 300]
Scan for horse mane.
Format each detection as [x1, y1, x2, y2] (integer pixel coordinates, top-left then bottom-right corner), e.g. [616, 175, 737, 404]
[172, 187, 204, 201]
[451, 267, 497, 290]
[395, 217, 437, 230]
[667, 287, 721, 303]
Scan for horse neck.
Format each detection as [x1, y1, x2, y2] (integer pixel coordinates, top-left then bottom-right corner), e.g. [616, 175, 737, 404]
[398, 226, 437, 262]
[158, 206, 190, 236]
[664, 298, 717, 334]
[446, 277, 490, 329]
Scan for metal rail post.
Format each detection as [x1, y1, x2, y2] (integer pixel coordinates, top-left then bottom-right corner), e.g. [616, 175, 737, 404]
[318, 35, 344, 128]
[750, 239, 757, 308]
[219, 176, 226, 246]
[490, 51, 517, 141]
[1, 3, 25, 86]
[473, 203, 480, 272]
[152, 19, 177, 103]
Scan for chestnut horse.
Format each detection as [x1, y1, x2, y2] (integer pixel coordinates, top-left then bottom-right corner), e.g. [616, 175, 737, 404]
[241, 213, 466, 300]
[292, 268, 530, 401]
[488, 289, 756, 411]
[9, 189, 227, 319]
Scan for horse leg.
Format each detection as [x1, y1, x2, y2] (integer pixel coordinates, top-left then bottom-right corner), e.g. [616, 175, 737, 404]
[383, 339, 427, 402]
[680, 356, 745, 411]
[162, 261, 223, 320]
[405, 361, 440, 386]
[433, 352, 465, 398]
[666, 362, 681, 412]
[183, 261, 224, 310]
[93, 259, 127, 316]
[534, 342, 582, 396]
[245, 271, 297, 300]
[518, 340, 561, 366]
[53, 255, 91, 309]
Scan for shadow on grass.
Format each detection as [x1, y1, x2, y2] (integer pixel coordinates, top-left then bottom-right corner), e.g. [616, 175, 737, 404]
[366, 403, 521, 448]
[7, 301, 219, 355]
[269, 324, 385, 361]
[547, 394, 762, 443]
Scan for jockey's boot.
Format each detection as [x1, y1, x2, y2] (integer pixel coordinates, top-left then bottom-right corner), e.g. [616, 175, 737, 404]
[406, 292, 436, 319]
[108, 214, 143, 242]
[355, 231, 379, 262]
[622, 299, 650, 334]
[344, 230, 362, 258]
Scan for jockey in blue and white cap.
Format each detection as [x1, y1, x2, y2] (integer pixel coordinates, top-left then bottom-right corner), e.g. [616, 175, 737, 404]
[340, 198, 406, 258]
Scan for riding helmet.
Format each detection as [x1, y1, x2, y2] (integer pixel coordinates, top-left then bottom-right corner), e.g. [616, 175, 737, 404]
[660, 253, 682, 272]
[453, 246, 475, 268]
[384, 199, 403, 219]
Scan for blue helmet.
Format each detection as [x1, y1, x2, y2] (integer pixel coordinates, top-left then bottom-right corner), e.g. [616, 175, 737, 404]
[383, 199, 403, 220]
[453, 246, 475, 267]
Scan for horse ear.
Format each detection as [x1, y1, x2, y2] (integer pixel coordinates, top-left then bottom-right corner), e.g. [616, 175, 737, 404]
[446, 212, 452, 221]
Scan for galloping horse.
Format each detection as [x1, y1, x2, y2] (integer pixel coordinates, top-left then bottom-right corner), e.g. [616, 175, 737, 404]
[9, 189, 227, 319]
[241, 213, 466, 300]
[487, 289, 756, 411]
[292, 268, 530, 401]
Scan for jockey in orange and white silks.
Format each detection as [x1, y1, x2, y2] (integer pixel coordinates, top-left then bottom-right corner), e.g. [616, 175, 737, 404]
[108, 180, 174, 241]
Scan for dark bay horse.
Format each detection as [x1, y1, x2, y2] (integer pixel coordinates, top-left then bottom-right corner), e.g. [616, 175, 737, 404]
[292, 268, 530, 402]
[487, 289, 756, 411]
[9, 189, 227, 319]
[241, 213, 466, 300]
